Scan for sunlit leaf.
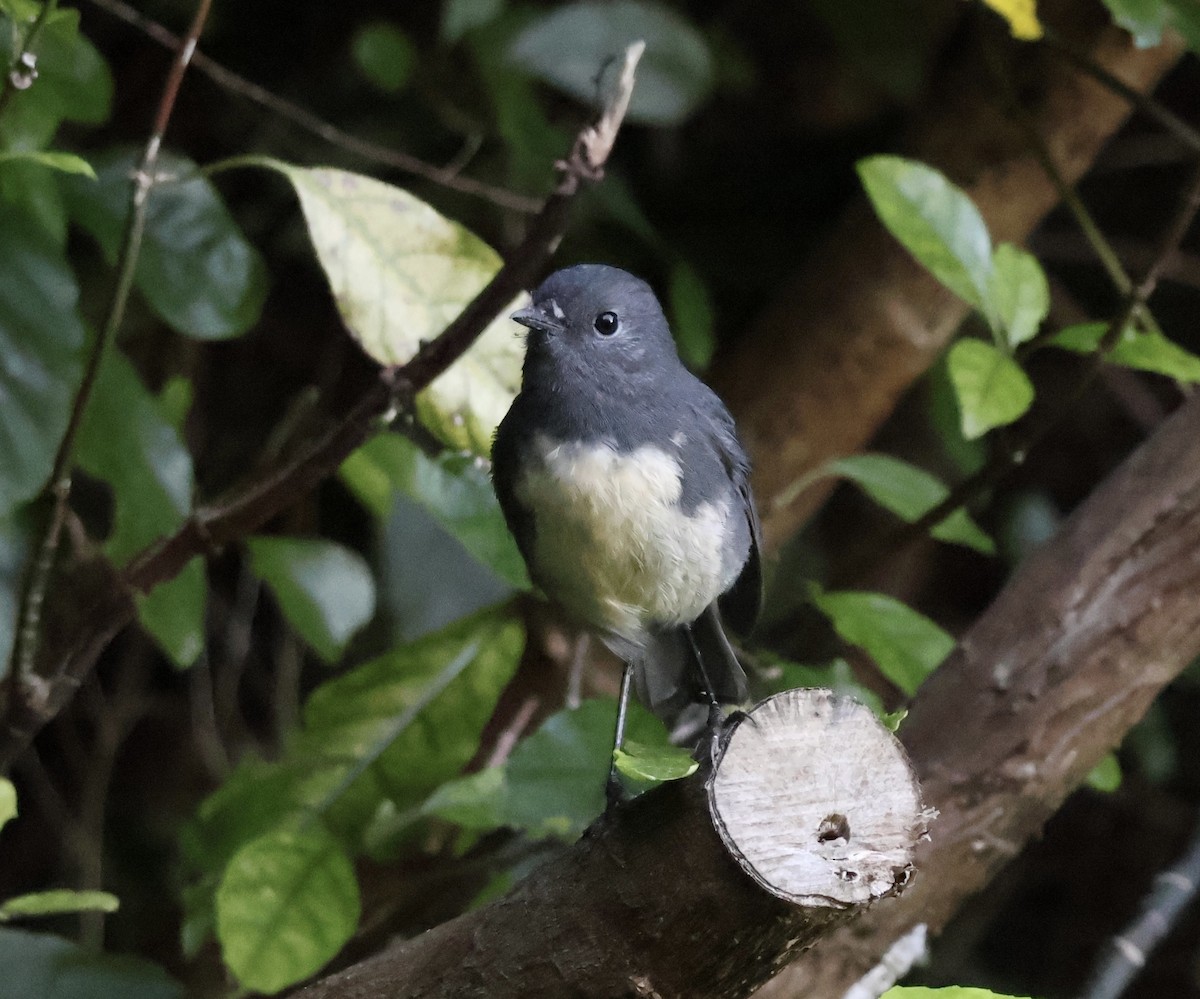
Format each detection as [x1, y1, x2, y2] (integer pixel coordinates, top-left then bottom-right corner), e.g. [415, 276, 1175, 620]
[1050, 321, 1200, 382]
[858, 155, 993, 313]
[0, 889, 118, 921]
[613, 740, 698, 782]
[810, 586, 955, 695]
[216, 825, 359, 995]
[247, 537, 375, 663]
[980, 0, 1043, 40]
[1086, 752, 1123, 792]
[267, 163, 524, 454]
[509, 0, 715, 125]
[885, 988, 1035, 999]
[340, 434, 528, 588]
[0, 777, 15, 832]
[828, 453, 994, 554]
[135, 559, 206, 670]
[63, 150, 267, 340]
[0, 927, 181, 999]
[988, 242, 1048, 348]
[0, 206, 86, 517]
[946, 339, 1035, 439]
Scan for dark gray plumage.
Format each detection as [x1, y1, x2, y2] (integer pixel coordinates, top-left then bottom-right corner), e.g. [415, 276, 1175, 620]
[492, 264, 761, 732]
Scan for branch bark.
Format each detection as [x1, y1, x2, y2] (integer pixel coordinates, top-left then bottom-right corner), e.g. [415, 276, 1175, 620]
[756, 389, 1200, 999]
[297, 690, 925, 999]
[715, 2, 1185, 548]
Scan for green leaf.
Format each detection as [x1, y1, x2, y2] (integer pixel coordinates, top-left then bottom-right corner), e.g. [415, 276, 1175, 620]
[508, 0, 715, 126]
[1086, 752, 1123, 792]
[613, 740, 698, 782]
[351, 22, 416, 93]
[0, 8, 113, 150]
[858, 155, 993, 312]
[0, 510, 32, 677]
[0, 927, 182, 999]
[1099, 0, 1171, 46]
[0, 157, 68, 246]
[427, 699, 671, 841]
[0, 149, 95, 178]
[668, 260, 716, 370]
[441, 0, 505, 43]
[183, 609, 522, 879]
[946, 339, 1035, 439]
[981, 0, 1043, 40]
[216, 825, 359, 995]
[829, 453, 994, 554]
[75, 351, 205, 667]
[1049, 321, 1200, 382]
[988, 242, 1048, 348]
[247, 537, 375, 663]
[810, 587, 955, 695]
[63, 150, 267, 339]
[0, 889, 118, 921]
[0, 206, 86, 517]
[340, 434, 528, 588]
[0, 777, 16, 832]
[268, 163, 523, 454]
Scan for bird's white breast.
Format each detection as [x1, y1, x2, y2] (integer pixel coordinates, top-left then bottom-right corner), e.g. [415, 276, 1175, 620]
[514, 434, 734, 641]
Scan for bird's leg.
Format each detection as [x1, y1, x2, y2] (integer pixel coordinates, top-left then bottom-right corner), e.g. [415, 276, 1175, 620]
[607, 661, 635, 808]
[683, 624, 725, 732]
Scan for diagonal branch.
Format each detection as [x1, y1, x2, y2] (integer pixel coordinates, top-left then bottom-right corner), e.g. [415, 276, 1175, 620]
[0, 43, 644, 774]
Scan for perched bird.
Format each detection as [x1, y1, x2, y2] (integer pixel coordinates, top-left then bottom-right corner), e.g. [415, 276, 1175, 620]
[491, 264, 761, 799]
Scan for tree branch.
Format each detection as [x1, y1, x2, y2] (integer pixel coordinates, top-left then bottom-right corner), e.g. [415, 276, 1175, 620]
[756, 388, 1200, 998]
[0, 43, 643, 774]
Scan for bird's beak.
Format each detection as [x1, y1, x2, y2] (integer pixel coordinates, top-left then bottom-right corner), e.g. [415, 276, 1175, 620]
[511, 303, 564, 335]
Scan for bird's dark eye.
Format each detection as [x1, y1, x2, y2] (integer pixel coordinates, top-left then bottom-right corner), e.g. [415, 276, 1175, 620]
[593, 311, 619, 336]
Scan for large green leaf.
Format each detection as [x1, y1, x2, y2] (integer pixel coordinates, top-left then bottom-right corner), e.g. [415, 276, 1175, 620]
[216, 825, 359, 995]
[828, 453, 994, 554]
[63, 150, 267, 339]
[0, 927, 181, 999]
[508, 1, 715, 125]
[76, 351, 204, 667]
[946, 339, 1035, 439]
[858, 155, 993, 313]
[1050, 321, 1200, 382]
[0, 7, 113, 151]
[247, 537, 376, 664]
[0, 158, 69, 247]
[340, 434, 528, 588]
[810, 586, 955, 695]
[0, 206, 86, 517]
[424, 698, 671, 841]
[269, 163, 523, 454]
[182, 608, 522, 933]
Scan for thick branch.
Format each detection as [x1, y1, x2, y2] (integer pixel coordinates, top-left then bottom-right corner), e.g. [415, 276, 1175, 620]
[298, 690, 924, 999]
[716, 1, 1184, 547]
[757, 389, 1200, 998]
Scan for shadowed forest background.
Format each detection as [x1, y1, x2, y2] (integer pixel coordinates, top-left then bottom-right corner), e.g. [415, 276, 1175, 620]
[1, 0, 1200, 997]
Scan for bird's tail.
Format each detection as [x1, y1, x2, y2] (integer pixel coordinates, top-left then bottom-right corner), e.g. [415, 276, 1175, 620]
[634, 603, 749, 719]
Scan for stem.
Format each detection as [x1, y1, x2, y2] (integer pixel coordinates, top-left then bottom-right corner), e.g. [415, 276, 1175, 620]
[8, 0, 213, 684]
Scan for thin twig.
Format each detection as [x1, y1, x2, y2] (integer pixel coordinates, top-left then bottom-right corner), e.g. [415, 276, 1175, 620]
[0, 42, 645, 773]
[1043, 28, 1200, 157]
[1078, 817, 1200, 999]
[84, 0, 542, 214]
[8, 0, 213, 686]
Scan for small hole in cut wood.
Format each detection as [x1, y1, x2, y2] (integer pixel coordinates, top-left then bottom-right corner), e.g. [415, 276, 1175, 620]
[817, 813, 850, 844]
